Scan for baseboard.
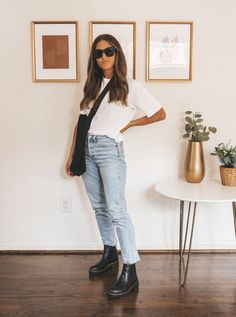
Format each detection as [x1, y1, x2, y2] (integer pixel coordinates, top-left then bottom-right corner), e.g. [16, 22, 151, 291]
[0, 241, 235, 250]
[0, 249, 236, 255]
[0, 242, 235, 254]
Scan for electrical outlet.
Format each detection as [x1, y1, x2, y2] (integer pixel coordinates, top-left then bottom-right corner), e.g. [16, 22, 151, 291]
[60, 196, 72, 213]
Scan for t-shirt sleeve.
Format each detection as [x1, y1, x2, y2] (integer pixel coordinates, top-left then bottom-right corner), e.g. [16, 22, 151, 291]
[129, 80, 162, 117]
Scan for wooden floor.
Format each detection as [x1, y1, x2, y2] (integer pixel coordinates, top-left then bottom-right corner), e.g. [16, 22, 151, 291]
[0, 253, 235, 317]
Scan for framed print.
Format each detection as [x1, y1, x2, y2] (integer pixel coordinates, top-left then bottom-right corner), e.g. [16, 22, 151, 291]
[146, 21, 193, 82]
[31, 21, 79, 82]
[89, 21, 136, 79]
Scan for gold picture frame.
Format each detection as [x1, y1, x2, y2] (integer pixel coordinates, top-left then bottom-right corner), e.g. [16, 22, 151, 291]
[89, 21, 136, 79]
[146, 21, 193, 82]
[31, 21, 79, 82]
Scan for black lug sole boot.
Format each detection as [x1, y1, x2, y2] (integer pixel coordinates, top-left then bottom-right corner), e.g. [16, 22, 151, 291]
[89, 245, 118, 276]
[107, 263, 139, 298]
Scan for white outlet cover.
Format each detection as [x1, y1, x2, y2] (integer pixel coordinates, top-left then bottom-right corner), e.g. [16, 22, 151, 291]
[60, 196, 72, 212]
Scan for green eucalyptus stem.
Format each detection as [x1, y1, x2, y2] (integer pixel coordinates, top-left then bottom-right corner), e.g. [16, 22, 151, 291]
[183, 110, 217, 142]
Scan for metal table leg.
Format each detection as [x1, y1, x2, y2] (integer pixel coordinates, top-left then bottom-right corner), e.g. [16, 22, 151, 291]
[179, 200, 197, 287]
[232, 202, 236, 238]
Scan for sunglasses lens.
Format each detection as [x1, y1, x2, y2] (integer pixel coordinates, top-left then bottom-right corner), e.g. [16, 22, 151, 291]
[94, 47, 116, 59]
[94, 50, 103, 59]
[105, 47, 115, 57]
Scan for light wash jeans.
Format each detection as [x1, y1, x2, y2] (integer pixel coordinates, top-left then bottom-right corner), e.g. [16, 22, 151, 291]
[82, 133, 140, 264]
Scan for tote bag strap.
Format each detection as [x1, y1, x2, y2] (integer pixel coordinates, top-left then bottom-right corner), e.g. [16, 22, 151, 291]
[88, 78, 113, 120]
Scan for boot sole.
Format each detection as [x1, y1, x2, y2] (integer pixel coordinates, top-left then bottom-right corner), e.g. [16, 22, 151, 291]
[107, 280, 139, 298]
[89, 259, 119, 276]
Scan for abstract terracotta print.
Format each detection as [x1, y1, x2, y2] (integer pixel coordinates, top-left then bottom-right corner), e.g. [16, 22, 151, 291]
[42, 35, 69, 69]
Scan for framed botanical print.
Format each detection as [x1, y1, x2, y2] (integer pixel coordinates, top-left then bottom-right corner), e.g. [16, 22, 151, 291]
[31, 21, 79, 82]
[89, 21, 136, 79]
[146, 21, 193, 82]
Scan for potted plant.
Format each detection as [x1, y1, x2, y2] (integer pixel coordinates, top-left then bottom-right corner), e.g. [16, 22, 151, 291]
[211, 141, 236, 186]
[183, 111, 217, 183]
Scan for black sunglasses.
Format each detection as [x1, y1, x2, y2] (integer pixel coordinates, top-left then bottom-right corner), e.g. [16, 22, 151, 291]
[94, 47, 116, 59]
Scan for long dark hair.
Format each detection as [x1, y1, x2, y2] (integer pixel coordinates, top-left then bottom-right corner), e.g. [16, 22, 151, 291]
[80, 34, 129, 109]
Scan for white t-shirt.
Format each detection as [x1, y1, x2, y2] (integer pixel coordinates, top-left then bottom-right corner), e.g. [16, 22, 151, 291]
[80, 77, 162, 142]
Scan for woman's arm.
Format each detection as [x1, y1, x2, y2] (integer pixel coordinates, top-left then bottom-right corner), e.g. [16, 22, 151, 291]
[65, 123, 78, 176]
[121, 107, 166, 133]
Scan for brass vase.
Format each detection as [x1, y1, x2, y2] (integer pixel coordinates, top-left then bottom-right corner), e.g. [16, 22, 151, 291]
[184, 141, 205, 183]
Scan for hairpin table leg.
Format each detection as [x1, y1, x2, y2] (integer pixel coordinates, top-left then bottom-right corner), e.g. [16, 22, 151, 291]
[179, 200, 197, 287]
[232, 202, 236, 238]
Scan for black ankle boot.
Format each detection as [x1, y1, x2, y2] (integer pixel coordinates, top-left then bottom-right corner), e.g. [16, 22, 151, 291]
[89, 245, 118, 276]
[107, 263, 139, 298]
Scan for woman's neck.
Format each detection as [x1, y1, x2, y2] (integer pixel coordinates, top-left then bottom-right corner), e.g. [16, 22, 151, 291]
[103, 69, 113, 79]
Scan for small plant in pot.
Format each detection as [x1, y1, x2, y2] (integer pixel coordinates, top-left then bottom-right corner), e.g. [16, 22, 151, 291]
[211, 141, 236, 186]
[183, 111, 217, 183]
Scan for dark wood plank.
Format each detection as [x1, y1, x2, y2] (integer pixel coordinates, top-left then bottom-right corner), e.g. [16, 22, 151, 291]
[0, 254, 235, 317]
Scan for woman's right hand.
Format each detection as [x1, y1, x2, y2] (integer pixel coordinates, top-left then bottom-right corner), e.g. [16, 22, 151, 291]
[65, 157, 75, 177]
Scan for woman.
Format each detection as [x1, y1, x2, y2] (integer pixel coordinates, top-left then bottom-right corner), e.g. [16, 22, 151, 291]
[65, 34, 166, 298]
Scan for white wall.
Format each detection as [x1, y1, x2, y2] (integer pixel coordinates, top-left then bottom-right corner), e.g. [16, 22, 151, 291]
[0, 0, 236, 250]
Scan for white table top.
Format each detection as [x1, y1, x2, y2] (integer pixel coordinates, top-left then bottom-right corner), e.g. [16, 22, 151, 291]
[154, 179, 236, 203]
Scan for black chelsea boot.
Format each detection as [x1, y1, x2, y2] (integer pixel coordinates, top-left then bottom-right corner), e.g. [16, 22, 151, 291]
[107, 263, 139, 298]
[89, 245, 118, 276]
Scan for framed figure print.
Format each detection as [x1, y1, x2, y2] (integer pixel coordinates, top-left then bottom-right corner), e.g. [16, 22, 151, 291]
[31, 21, 79, 82]
[146, 21, 193, 82]
[89, 21, 136, 79]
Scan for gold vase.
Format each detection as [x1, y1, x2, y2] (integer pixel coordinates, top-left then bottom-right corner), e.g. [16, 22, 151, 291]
[184, 141, 205, 183]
